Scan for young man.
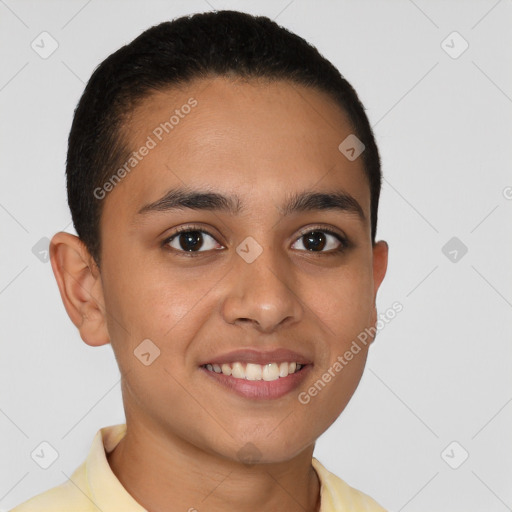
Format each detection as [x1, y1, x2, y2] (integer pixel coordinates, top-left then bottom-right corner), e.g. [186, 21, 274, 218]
[11, 10, 388, 512]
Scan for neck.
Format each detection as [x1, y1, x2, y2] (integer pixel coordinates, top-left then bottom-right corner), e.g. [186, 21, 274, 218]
[107, 420, 321, 512]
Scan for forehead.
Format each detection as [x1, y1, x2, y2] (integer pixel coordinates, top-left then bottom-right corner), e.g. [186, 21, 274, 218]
[104, 77, 370, 226]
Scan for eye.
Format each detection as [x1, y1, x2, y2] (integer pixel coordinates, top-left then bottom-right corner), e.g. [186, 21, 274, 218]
[291, 229, 348, 253]
[162, 226, 349, 256]
[163, 227, 224, 254]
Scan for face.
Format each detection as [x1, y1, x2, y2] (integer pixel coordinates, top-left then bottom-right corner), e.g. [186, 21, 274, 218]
[95, 77, 387, 463]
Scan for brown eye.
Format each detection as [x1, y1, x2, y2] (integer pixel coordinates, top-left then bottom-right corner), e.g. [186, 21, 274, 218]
[291, 230, 347, 253]
[302, 231, 327, 251]
[176, 231, 203, 251]
[164, 229, 223, 253]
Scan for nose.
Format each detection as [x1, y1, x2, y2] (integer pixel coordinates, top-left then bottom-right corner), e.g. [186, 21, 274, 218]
[221, 247, 304, 334]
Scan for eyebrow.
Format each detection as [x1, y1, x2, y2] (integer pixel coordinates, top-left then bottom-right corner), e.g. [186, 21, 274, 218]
[137, 187, 365, 222]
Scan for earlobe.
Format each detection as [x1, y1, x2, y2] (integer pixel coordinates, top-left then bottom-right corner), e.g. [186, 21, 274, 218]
[49, 232, 110, 347]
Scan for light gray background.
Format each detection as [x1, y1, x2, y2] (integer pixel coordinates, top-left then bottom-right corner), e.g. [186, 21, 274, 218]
[1, 0, 511, 510]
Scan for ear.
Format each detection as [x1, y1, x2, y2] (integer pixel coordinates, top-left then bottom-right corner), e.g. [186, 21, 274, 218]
[49, 232, 110, 347]
[368, 240, 389, 333]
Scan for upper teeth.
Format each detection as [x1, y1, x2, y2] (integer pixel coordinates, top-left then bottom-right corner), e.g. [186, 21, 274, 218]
[204, 362, 303, 381]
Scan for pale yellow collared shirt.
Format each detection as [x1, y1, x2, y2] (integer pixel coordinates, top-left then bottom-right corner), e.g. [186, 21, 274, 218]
[10, 424, 387, 511]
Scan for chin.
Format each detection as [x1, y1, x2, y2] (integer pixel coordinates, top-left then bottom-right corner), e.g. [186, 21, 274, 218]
[225, 434, 315, 466]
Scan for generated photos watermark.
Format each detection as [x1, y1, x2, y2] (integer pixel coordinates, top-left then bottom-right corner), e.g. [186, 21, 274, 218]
[298, 301, 403, 405]
[93, 97, 198, 200]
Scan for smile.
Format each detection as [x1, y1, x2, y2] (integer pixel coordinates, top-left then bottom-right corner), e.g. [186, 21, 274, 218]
[202, 361, 304, 381]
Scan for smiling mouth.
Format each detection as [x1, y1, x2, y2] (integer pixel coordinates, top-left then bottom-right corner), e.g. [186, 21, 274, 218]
[201, 361, 305, 381]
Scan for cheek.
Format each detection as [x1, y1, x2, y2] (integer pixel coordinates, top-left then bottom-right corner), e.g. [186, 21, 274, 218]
[308, 264, 375, 337]
[102, 255, 205, 337]
[294, 350, 368, 445]
[102, 266, 225, 393]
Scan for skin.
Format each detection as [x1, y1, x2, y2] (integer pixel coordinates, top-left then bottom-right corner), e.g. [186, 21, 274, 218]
[50, 76, 388, 512]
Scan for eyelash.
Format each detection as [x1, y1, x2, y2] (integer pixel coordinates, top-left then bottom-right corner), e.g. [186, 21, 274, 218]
[161, 224, 350, 258]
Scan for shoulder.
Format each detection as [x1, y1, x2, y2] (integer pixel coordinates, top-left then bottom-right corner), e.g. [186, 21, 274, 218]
[9, 461, 94, 512]
[312, 458, 387, 512]
[10, 424, 129, 512]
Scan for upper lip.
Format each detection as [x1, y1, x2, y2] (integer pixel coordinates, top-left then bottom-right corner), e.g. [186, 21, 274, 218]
[200, 348, 312, 366]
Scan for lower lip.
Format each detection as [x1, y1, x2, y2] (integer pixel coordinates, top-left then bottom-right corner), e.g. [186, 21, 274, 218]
[200, 365, 312, 400]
